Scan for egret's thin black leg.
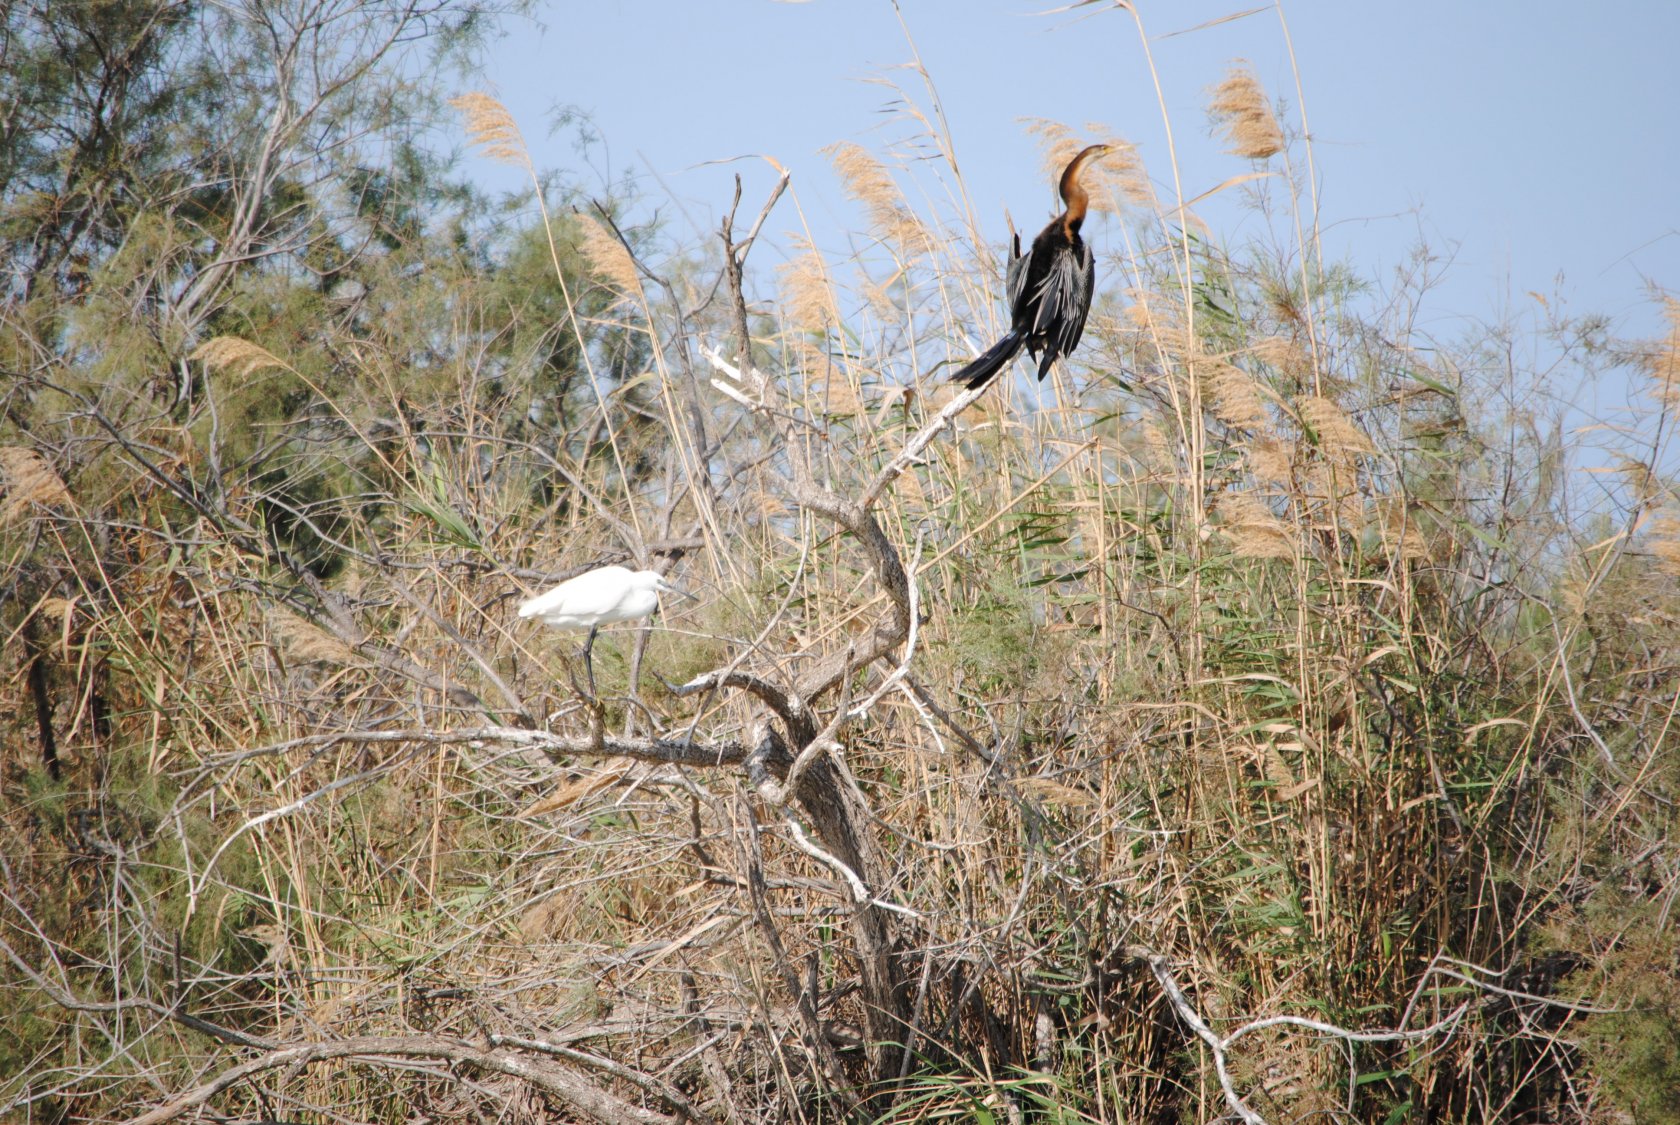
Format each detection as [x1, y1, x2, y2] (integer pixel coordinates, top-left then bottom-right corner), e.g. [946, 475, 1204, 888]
[581, 624, 599, 697]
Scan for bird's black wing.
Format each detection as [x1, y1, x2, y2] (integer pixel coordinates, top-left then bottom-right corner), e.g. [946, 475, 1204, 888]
[1023, 237, 1094, 378]
[1055, 237, 1096, 358]
[1004, 231, 1029, 317]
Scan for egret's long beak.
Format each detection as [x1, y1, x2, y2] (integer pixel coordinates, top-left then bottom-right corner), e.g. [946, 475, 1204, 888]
[660, 581, 699, 603]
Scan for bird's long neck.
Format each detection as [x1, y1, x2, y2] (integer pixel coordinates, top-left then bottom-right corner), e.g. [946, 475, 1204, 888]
[1057, 145, 1104, 237]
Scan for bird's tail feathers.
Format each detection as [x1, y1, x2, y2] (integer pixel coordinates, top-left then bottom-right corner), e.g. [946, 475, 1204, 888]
[951, 331, 1024, 390]
[1035, 347, 1059, 381]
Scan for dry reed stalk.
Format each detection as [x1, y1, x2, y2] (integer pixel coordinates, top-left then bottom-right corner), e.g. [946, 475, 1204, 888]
[1208, 62, 1284, 160]
[0, 447, 71, 520]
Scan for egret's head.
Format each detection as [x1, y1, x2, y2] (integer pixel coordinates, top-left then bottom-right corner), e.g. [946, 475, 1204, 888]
[653, 574, 697, 602]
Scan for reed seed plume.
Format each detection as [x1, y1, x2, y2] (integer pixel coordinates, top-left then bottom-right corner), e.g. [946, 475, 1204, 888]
[777, 241, 834, 337]
[1121, 289, 1198, 390]
[1208, 61, 1285, 160]
[1246, 435, 1296, 487]
[1301, 458, 1370, 529]
[1642, 295, 1680, 408]
[270, 609, 363, 667]
[1203, 359, 1271, 432]
[450, 92, 528, 167]
[822, 142, 930, 254]
[1216, 489, 1296, 559]
[1615, 456, 1662, 506]
[573, 211, 643, 301]
[190, 335, 291, 377]
[0, 447, 71, 520]
[1295, 394, 1375, 458]
[807, 365, 864, 419]
[1648, 508, 1680, 577]
[1022, 117, 1151, 211]
[1373, 496, 1431, 561]
[1249, 334, 1312, 381]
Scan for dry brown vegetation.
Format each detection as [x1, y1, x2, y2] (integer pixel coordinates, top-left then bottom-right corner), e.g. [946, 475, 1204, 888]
[4, 5, 1679, 1124]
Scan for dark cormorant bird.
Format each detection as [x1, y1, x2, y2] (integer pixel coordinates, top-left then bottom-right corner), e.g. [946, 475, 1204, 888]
[952, 143, 1112, 390]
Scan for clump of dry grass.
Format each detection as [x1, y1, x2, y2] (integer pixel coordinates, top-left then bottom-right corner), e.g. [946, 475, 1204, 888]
[1208, 61, 1285, 160]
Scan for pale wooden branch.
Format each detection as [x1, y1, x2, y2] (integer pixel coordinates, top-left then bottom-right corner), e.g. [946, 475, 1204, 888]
[122, 1035, 683, 1125]
[783, 816, 922, 919]
[857, 380, 990, 510]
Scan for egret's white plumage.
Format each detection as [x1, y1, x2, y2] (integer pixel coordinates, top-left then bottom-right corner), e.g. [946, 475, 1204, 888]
[518, 565, 685, 694]
[518, 565, 674, 630]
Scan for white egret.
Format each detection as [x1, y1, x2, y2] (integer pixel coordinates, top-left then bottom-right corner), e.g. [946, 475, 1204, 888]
[518, 565, 688, 693]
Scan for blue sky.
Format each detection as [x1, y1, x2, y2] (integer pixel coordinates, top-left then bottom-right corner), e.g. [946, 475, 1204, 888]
[478, 0, 1678, 351]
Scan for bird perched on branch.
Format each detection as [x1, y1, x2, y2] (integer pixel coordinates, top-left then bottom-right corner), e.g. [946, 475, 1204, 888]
[952, 143, 1113, 391]
[518, 565, 690, 694]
